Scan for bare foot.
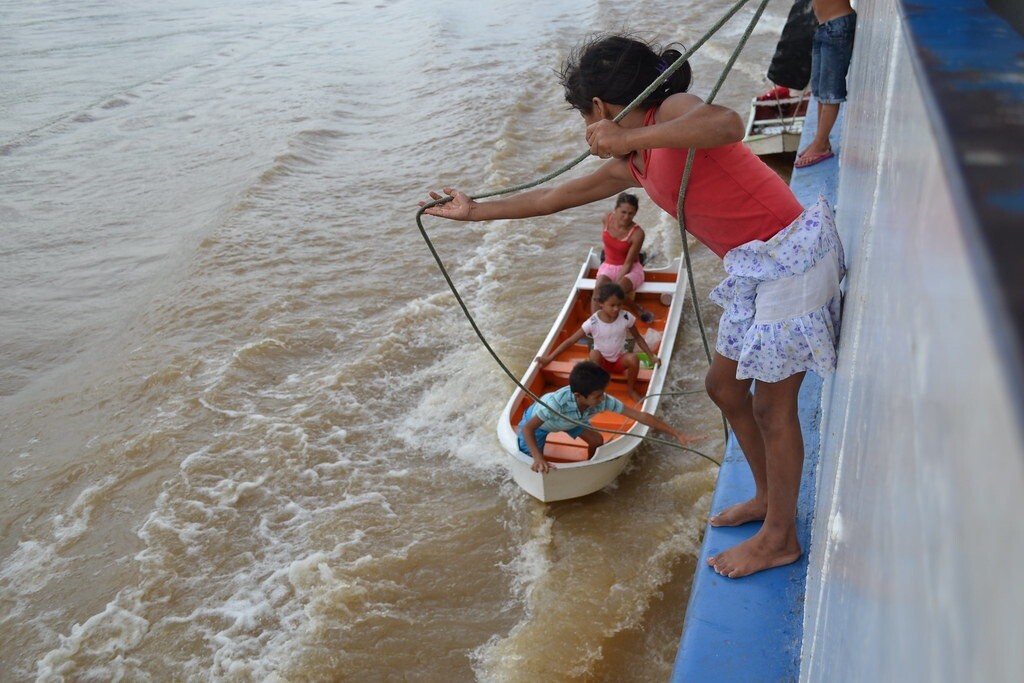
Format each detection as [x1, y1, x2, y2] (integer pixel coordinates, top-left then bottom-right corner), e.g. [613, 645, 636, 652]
[708, 498, 766, 527]
[798, 142, 831, 158]
[706, 527, 801, 579]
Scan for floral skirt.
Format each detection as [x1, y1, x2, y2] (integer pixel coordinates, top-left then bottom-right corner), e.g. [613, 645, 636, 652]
[711, 196, 846, 383]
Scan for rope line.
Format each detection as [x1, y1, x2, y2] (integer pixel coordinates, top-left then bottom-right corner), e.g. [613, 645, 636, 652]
[677, 0, 773, 440]
[415, 0, 769, 464]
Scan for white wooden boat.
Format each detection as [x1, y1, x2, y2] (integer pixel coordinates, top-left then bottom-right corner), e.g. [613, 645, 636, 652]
[742, 88, 809, 156]
[497, 249, 687, 502]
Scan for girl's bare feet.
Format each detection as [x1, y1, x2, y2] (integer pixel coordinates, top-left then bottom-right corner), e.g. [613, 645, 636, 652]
[706, 526, 801, 578]
[708, 497, 767, 527]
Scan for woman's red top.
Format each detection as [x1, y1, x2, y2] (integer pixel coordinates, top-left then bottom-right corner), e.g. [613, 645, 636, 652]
[628, 107, 804, 258]
[601, 215, 639, 265]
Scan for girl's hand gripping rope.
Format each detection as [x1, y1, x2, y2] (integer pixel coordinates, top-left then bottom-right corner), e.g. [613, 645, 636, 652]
[421, 188, 475, 220]
[586, 119, 635, 159]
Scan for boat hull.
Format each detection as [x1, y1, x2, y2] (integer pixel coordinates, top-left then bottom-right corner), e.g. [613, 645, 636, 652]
[498, 249, 687, 502]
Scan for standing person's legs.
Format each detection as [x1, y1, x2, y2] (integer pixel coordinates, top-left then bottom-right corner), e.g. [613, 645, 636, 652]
[707, 371, 805, 578]
[798, 12, 855, 163]
[704, 196, 844, 578]
[801, 102, 839, 158]
[704, 353, 767, 526]
[800, 32, 824, 158]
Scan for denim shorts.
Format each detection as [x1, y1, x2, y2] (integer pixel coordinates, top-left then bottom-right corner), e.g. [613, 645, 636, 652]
[810, 11, 856, 104]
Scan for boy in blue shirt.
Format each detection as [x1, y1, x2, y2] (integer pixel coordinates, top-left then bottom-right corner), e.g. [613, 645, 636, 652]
[518, 361, 701, 473]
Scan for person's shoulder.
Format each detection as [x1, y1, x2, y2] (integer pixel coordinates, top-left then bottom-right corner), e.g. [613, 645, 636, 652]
[584, 313, 600, 326]
[621, 311, 635, 325]
[655, 93, 705, 120]
[550, 385, 574, 403]
[535, 388, 567, 417]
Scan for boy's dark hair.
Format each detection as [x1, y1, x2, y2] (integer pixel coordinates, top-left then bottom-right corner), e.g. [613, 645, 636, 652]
[569, 360, 610, 396]
[594, 281, 625, 303]
[615, 192, 639, 208]
[559, 35, 692, 114]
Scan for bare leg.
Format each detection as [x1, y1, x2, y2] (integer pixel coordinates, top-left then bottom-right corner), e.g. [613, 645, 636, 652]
[705, 354, 767, 526]
[591, 275, 613, 312]
[707, 371, 806, 578]
[588, 348, 603, 365]
[800, 102, 839, 157]
[622, 353, 642, 402]
[579, 429, 604, 459]
[618, 276, 651, 321]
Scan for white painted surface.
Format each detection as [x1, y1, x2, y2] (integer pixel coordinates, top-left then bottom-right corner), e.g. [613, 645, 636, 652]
[800, 1, 1024, 681]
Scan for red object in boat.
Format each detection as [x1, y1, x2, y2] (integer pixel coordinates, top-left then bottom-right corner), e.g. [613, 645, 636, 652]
[756, 85, 791, 101]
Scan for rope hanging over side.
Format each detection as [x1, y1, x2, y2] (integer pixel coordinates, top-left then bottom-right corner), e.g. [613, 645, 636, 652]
[415, 0, 770, 466]
[677, 0, 773, 440]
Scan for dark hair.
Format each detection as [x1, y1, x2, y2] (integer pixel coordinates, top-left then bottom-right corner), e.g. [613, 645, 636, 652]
[560, 35, 692, 114]
[595, 281, 625, 303]
[569, 360, 610, 396]
[615, 192, 639, 208]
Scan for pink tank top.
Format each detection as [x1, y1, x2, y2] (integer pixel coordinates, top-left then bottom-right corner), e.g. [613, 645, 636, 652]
[601, 214, 638, 265]
[628, 107, 804, 258]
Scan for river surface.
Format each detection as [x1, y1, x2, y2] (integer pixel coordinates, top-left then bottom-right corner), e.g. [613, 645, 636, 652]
[0, 0, 788, 679]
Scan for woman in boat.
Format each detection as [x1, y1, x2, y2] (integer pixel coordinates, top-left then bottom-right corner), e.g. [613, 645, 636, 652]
[595, 192, 654, 323]
[422, 34, 844, 579]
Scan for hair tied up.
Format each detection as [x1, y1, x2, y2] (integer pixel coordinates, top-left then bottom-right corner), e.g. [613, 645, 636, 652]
[559, 35, 694, 112]
[659, 44, 692, 96]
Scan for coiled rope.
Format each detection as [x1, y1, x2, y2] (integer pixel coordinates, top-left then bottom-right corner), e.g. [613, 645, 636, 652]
[415, 0, 771, 467]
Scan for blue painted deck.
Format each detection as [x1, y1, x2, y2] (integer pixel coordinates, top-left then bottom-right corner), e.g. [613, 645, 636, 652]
[670, 101, 843, 682]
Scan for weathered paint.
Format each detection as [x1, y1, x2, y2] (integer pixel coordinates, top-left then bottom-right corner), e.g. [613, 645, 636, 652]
[899, 0, 1024, 413]
[801, 0, 1024, 681]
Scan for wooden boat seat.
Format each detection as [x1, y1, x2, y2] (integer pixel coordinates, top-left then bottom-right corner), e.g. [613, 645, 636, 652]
[540, 412, 635, 463]
[542, 433, 592, 463]
[577, 278, 677, 295]
[541, 359, 654, 383]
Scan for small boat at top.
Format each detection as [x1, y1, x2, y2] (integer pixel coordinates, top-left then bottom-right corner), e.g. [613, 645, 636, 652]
[742, 86, 809, 157]
[497, 248, 687, 502]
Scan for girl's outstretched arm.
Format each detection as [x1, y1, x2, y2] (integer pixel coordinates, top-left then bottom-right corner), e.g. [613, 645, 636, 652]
[537, 328, 586, 366]
[421, 158, 636, 221]
[586, 93, 745, 158]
